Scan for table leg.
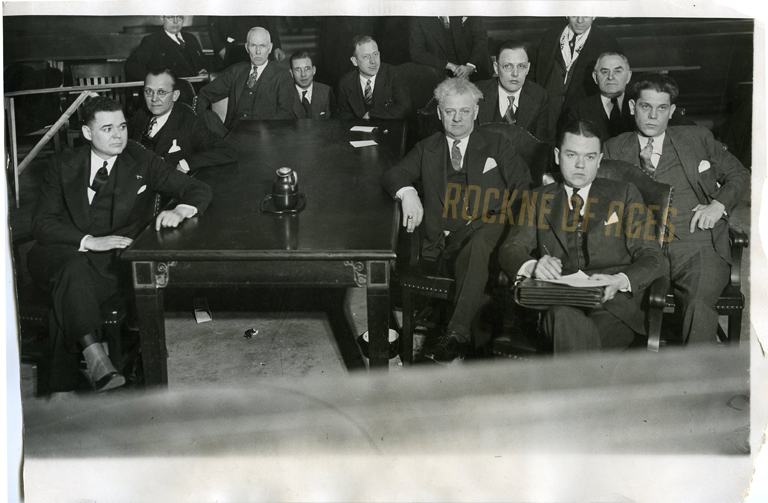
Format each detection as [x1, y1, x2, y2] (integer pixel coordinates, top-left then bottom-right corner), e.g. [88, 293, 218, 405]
[135, 287, 168, 387]
[366, 260, 390, 369]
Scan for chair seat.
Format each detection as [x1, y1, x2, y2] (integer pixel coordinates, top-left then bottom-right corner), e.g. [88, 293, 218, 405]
[400, 273, 454, 298]
[662, 283, 744, 313]
[16, 281, 127, 327]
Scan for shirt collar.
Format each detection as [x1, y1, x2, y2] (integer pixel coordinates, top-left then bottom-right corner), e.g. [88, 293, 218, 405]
[445, 134, 470, 167]
[637, 131, 665, 155]
[165, 30, 183, 43]
[296, 83, 314, 100]
[497, 84, 522, 116]
[251, 60, 269, 76]
[89, 150, 118, 184]
[151, 106, 174, 132]
[359, 73, 377, 89]
[563, 25, 592, 45]
[564, 182, 593, 214]
[600, 93, 624, 114]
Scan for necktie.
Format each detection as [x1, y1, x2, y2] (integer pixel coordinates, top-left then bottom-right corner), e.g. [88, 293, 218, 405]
[91, 161, 109, 196]
[144, 117, 157, 138]
[639, 137, 656, 176]
[609, 97, 621, 131]
[504, 95, 516, 125]
[451, 140, 462, 171]
[364, 79, 373, 106]
[441, 16, 450, 29]
[569, 188, 583, 222]
[247, 67, 259, 89]
[569, 33, 577, 57]
[302, 90, 311, 116]
[176, 34, 186, 48]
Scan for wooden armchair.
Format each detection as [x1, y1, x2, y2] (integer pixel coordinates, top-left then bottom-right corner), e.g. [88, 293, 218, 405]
[398, 123, 550, 363]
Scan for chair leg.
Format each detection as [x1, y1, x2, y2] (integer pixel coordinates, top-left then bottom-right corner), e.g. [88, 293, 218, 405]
[647, 307, 663, 352]
[401, 287, 413, 365]
[727, 312, 742, 346]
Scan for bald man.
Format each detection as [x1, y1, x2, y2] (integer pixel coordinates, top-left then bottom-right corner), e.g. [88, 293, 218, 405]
[194, 27, 296, 129]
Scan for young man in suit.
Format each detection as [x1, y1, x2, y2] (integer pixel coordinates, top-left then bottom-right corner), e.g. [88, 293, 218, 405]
[381, 78, 532, 363]
[28, 97, 212, 393]
[194, 27, 296, 129]
[603, 73, 749, 345]
[408, 16, 491, 81]
[129, 68, 236, 174]
[337, 35, 411, 120]
[289, 51, 337, 119]
[531, 17, 622, 136]
[565, 52, 635, 142]
[124, 16, 208, 85]
[475, 40, 552, 143]
[499, 119, 664, 353]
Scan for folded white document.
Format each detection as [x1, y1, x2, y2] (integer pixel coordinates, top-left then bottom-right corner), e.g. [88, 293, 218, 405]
[350, 126, 377, 132]
[350, 140, 378, 148]
[539, 270, 614, 288]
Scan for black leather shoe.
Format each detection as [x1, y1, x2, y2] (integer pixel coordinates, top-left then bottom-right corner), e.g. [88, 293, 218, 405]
[91, 371, 126, 392]
[423, 332, 469, 365]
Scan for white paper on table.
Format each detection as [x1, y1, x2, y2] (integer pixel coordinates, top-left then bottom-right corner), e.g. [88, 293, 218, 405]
[350, 126, 377, 132]
[350, 140, 378, 148]
[538, 270, 613, 288]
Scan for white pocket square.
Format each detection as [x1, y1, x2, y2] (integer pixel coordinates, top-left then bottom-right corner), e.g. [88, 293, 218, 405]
[698, 160, 711, 173]
[168, 139, 182, 154]
[605, 211, 620, 225]
[137, 185, 147, 195]
[482, 158, 498, 173]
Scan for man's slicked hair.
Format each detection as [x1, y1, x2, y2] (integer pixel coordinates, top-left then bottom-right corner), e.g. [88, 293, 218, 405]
[146, 67, 178, 90]
[495, 39, 529, 62]
[81, 96, 123, 126]
[290, 51, 314, 67]
[434, 77, 484, 106]
[633, 72, 679, 104]
[558, 118, 604, 151]
[351, 35, 376, 56]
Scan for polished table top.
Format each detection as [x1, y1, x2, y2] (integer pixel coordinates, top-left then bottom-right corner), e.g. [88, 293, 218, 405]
[122, 119, 406, 262]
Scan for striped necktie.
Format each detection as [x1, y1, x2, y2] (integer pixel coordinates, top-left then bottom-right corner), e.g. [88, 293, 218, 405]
[247, 67, 259, 89]
[364, 79, 373, 105]
[639, 137, 656, 176]
[451, 140, 462, 171]
[504, 95, 516, 125]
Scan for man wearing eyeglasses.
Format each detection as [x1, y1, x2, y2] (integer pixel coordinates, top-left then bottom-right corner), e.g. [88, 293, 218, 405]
[289, 51, 337, 119]
[125, 16, 208, 85]
[195, 26, 296, 129]
[337, 35, 410, 120]
[475, 40, 551, 143]
[129, 68, 236, 174]
[381, 78, 532, 364]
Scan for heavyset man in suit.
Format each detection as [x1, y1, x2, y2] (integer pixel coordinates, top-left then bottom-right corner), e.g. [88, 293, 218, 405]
[381, 78, 532, 364]
[124, 16, 208, 84]
[195, 27, 295, 129]
[603, 73, 749, 345]
[408, 16, 491, 81]
[532, 17, 622, 137]
[337, 35, 411, 120]
[129, 68, 236, 174]
[475, 40, 552, 143]
[499, 119, 664, 353]
[28, 97, 212, 393]
[565, 52, 635, 142]
[289, 51, 337, 119]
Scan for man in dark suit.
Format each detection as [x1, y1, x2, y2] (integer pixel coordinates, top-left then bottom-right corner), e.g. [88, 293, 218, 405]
[475, 40, 551, 143]
[28, 97, 212, 393]
[531, 17, 622, 136]
[194, 27, 296, 129]
[337, 35, 411, 120]
[565, 52, 635, 142]
[409, 16, 491, 81]
[499, 119, 664, 353]
[207, 16, 285, 70]
[129, 68, 236, 174]
[289, 51, 337, 119]
[381, 78, 532, 363]
[124, 16, 208, 84]
[603, 73, 749, 345]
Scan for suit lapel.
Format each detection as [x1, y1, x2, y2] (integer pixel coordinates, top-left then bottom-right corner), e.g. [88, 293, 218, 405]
[665, 128, 700, 197]
[372, 65, 390, 109]
[465, 130, 489, 182]
[584, 180, 612, 236]
[517, 84, 534, 128]
[63, 147, 93, 229]
[159, 32, 195, 75]
[347, 74, 367, 118]
[427, 18, 450, 55]
[424, 134, 448, 206]
[543, 185, 570, 256]
[111, 147, 140, 225]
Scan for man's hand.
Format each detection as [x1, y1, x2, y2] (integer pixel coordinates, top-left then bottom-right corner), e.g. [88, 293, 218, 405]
[588, 273, 629, 303]
[689, 200, 726, 233]
[84, 235, 133, 252]
[446, 62, 458, 74]
[400, 191, 424, 233]
[273, 48, 286, 62]
[198, 69, 209, 75]
[533, 255, 562, 280]
[155, 206, 196, 231]
[452, 65, 474, 79]
[218, 48, 226, 60]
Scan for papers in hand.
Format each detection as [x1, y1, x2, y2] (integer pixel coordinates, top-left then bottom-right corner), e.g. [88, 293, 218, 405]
[350, 140, 378, 148]
[350, 126, 377, 132]
[538, 270, 613, 288]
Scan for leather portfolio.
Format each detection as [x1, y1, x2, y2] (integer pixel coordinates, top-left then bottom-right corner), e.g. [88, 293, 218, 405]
[514, 277, 604, 310]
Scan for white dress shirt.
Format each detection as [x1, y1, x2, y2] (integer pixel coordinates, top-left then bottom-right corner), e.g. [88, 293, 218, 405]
[600, 93, 625, 119]
[637, 131, 665, 169]
[296, 83, 314, 103]
[497, 85, 522, 120]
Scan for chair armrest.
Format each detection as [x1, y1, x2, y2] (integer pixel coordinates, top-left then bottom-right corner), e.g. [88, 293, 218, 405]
[728, 225, 748, 288]
[647, 275, 670, 310]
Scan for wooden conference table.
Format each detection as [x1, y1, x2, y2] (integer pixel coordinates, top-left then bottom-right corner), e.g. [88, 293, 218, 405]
[121, 119, 407, 386]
